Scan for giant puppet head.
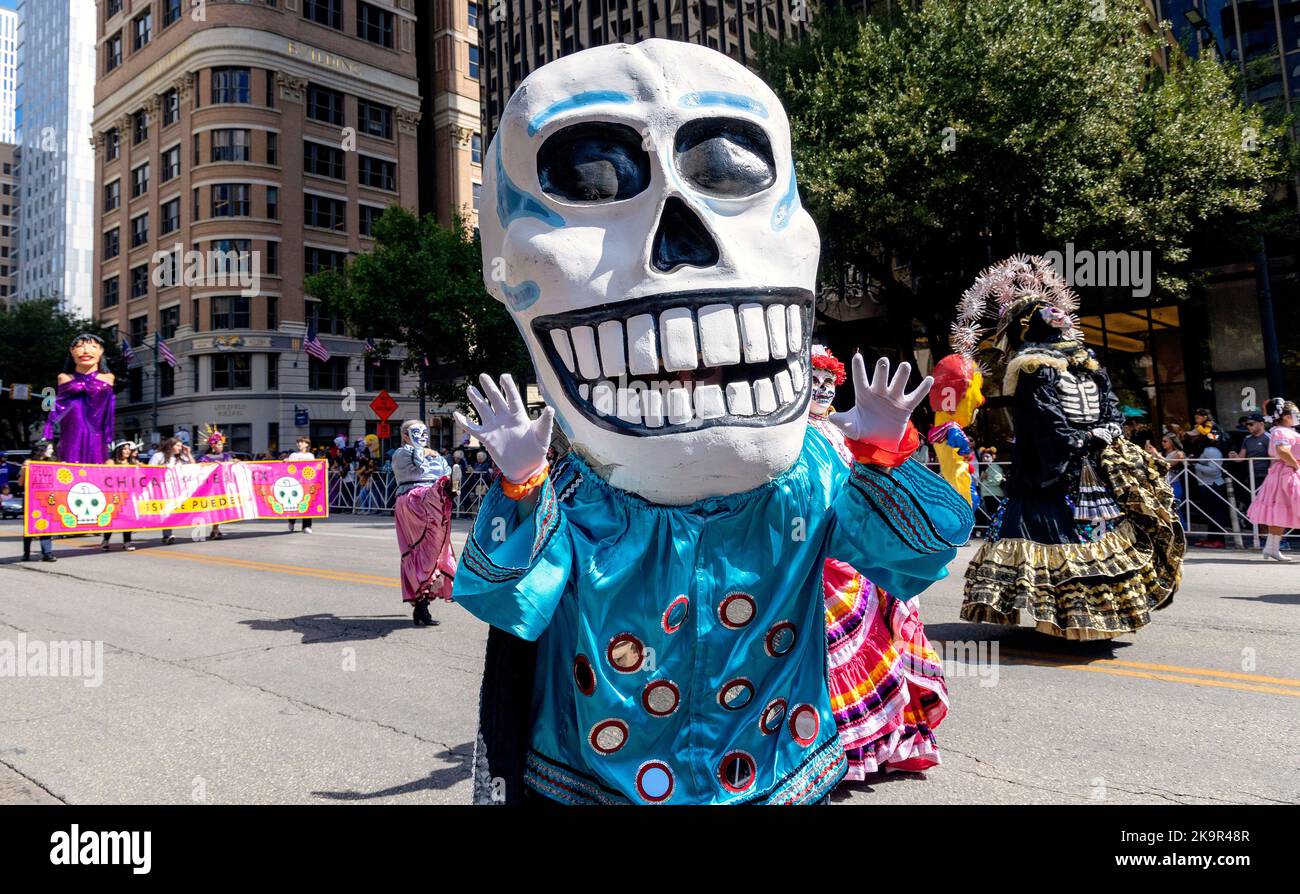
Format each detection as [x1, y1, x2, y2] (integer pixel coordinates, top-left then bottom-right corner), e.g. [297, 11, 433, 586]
[480, 40, 821, 504]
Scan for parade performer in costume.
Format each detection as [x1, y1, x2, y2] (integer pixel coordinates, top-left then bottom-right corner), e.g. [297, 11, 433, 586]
[391, 420, 457, 626]
[956, 256, 1184, 639]
[1246, 398, 1300, 562]
[451, 40, 972, 805]
[927, 353, 985, 506]
[101, 440, 140, 551]
[44, 333, 116, 464]
[807, 346, 950, 779]
[200, 426, 233, 539]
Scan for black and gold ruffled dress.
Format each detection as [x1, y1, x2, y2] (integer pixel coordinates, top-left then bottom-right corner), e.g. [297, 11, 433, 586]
[961, 339, 1184, 640]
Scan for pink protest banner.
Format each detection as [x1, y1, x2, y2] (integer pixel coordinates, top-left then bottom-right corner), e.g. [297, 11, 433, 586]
[22, 460, 329, 536]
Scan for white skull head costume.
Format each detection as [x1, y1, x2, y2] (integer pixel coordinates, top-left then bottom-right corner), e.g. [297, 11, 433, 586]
[273, 476, 306, 513]
[67, 482, 107, 526]
[480, 39, 821, 504]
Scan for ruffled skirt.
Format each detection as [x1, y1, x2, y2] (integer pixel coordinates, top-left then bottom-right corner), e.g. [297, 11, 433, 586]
[961, 439, 1183, 640]
[394, 479, 457, 604]
[824, 558, 948, 779]
[1246, 461, 1300, 529]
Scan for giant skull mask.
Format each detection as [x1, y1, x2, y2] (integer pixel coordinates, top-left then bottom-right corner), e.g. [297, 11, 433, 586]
[481, 40, 821, 505]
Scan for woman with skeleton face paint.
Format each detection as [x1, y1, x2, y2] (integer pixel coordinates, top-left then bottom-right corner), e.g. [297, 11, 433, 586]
[391, 419, 457, 626]
[807, 347, 949, 779]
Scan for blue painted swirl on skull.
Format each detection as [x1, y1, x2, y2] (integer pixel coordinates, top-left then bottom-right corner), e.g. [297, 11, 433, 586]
[527, 90, 635, 136]
[771, 161, 801, 232]
[495, 142, 565, 230]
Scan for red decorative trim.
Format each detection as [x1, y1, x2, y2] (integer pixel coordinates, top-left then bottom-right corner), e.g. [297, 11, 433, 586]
[789, 703, 820, 746]
[718, 751, 757, 794]
[661, 595, 690, 634]
[759, 698, 788, 735]
[717, 677, 755, 710]
[636, 761, 675, 803]
[717, 592, 756, 630]
[846, 421, 920, 469]
[588, 718, 629, 755]
[606, 632, 645, 673]
[573, 654, 596, 696]
[764, 620, 798, 657]
[642, 679, 681, 717]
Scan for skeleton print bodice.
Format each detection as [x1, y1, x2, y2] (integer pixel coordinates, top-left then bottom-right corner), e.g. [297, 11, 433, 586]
[1057, 369, 1101, 425]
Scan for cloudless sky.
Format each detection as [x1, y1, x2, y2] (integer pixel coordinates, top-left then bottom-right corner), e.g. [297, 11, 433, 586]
[0, 0, 16, 11]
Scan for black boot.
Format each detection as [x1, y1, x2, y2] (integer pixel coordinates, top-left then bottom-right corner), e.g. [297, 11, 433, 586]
[413, 601, 437, 627]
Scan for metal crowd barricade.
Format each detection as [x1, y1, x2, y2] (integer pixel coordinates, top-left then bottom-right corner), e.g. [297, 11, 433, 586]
[322, 454, 1286, 549]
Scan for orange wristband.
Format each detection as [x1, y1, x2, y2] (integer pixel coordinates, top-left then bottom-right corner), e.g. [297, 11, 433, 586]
[501, 465, 548, 501]
[846, 422, 919, 469]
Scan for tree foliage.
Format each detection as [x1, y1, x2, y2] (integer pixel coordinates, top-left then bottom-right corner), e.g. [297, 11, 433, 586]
[304, 207, 531, 407]
[0, 299, 124, 447]
[758, 0, 1293, 359]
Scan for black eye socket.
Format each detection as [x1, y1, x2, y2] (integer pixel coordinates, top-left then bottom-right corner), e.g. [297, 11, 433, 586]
[674, 118, 776, 198]
[537, 122, 651, 203]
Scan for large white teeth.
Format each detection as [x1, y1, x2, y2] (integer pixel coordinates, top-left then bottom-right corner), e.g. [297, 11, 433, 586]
[697, 304, 741, 367]
[659, 307, 698, 372]
[694, 384, 726, 419]
[550, 329, 576, 373]
[786, 305, 802, 350]
[725, 381, 754, 416]
[571, 326, 601, 380]
[626, 313, 659, 376]
[788, 357, 804, 393]
[774, 369, 795, 406]
[597, 320, 626, 378]
[738, 303, 769, 363]
[642, 385, 665, 428]
[592, 379, 616, 416]
[667, 384, 693, 424]
[765, 304, 788, 359]
[753, 377, 777, 414]
[618, 380, 645, 424]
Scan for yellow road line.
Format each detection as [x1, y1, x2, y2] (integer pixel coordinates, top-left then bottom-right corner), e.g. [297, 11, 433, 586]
[1012, 658, 1300, 698]
[1001, 648, 1300, 689]
[156, 549, 399, 588]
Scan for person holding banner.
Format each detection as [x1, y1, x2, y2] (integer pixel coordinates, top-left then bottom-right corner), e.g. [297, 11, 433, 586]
[286, 437, 315, 534]
[21, 440, 57, 562]
[391, 420, 456, 627]
[200, 426, 235, 540]
[147, 436, 192, 544]
[44, 334, 116, 465]
[101, 442, 139, 551]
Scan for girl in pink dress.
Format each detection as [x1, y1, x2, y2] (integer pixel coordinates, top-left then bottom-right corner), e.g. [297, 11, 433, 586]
[1247, 398, 1300, 562]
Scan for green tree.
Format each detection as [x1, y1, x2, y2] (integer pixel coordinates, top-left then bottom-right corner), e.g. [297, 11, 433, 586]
[305, 207, 531, 408]
[758, 0, 1293, 362]
[0, 299, 124, 447]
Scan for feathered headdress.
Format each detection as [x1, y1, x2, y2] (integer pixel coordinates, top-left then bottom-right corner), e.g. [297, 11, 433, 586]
[810, 345, 847, 386]
[951, 254, 1081, 361]
[201, 424, 226, 450]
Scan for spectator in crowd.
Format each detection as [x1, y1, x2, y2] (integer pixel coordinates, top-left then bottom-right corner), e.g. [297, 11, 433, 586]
[21, 440, 57, 562]
[148, 436, 192, 544]
[357, 459, 376, 515]
[1185, 430, 1228, 548]
[102, 441, 139, 552]
[1148, 432, 1188, 529]
[287, 436, 316, 533]
[1230, 412, 1272, 491]
[977, 447, 1004, 529]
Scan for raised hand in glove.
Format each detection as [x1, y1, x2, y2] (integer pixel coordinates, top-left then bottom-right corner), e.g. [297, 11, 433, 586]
[830, 354, 932, 451]
[453, 373, 555, 484]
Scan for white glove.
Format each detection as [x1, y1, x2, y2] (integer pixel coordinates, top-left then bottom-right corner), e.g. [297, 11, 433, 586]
[829, 354, 932, 450]
[1090, 427, 1114, 445]
[453, 373, 555, 484]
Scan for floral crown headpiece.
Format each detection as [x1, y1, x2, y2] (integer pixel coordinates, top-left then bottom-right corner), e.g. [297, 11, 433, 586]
[951, 254, 1082, 360]
[810, 345, 847, 386]
[201, 424, 226, 448]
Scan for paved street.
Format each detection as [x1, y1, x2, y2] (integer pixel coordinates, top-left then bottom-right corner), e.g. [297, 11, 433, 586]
[1, 516, 1297, 805]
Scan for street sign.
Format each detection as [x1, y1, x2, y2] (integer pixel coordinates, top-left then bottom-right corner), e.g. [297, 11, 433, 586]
[376, 422, 391, 439]
[370, 390, 398, 421]
[294, 406, 309, 426]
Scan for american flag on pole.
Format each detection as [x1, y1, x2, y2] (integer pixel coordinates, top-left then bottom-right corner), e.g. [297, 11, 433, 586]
[363, 337, 381, 366]
[120, 338, 136, 364]
[304, 321, 331, 362]
[157, 336, 178, 368]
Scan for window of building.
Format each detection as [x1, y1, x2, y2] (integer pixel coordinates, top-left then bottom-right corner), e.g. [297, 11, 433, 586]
[266, 295, 279, 329]
[212, 355, 252, 390]
[265, 241, 279, 275]
[106, 33, 123, 73]
[210, 239, 253, 280]
[309, 356, 350, 390]
[211, 295, 252, 330]
[267, 186, 279, 220]
[193, 133, 201, 166]
[306, 299, 347, 335]
[359, 204, 383, 237]
[304, 141, 345, 179]
[469, 45, 480, 79]
[304, 248, 347, 277]
[305, 194, 347, 231]
[129, 367, 143, 403]
[357, 2, 394, 48]
[306, 85, 345, 125]
[357, 100, 393, 139]
[161, 145, 180, 182]
[358, 155, 396, 191]
[266, 353, 280, 390]
[133, 110, 149, 144]
[161, 89, 179, 126]
[471, 132, 482, 165]
[472, 181, 481, 211]
[103, 276, 120, 309]
[365, 359, 401, 393]
[267, 421, 279, 453]
[468, 2, 478, 28]
[160, 198, 180, 235]
[131, 213, 149, 248]
[212, 67, 252, 104]
[161, 305, 180, 339]
[304, 0, 343, 30]
[267, 132, 278, 165]
[107, 0, 123, 18]
[163, 0, 182, 28]
[104, 227, 121, 259]
[211, 184, 251, 217]
[131, 264, 149, 298]
[159, 363, 175, 398]
[133, 12, 152, 51]
[105, 129, 120, 161]
[211, 129, 252, 162]
[131, 162, 149, 198]
[104, 180, 120, 212]
[130, 314, 149, 347]
[266, 68, 276, 108]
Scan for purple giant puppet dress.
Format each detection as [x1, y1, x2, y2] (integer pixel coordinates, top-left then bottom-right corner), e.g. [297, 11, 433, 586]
[44, 372, 116, 464]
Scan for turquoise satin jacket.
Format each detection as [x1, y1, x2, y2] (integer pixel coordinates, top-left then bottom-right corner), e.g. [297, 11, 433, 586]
[453, 428, 972, 804]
